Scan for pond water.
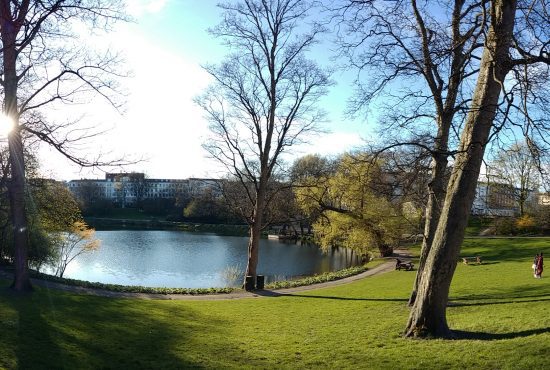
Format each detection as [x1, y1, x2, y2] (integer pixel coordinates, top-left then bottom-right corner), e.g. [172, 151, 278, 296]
[57, 230, 360, 288]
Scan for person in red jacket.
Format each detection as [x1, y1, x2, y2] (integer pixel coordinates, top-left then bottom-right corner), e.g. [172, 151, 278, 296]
[535, 252, 544, 279]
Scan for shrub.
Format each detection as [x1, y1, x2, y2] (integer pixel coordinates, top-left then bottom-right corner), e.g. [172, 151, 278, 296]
[493, 217, 516, 235]
[515, 215, 536, 234]
[265, 265, 368, 290]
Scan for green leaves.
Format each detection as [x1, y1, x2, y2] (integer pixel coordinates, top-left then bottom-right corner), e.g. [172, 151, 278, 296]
[294, 153, 409, 257]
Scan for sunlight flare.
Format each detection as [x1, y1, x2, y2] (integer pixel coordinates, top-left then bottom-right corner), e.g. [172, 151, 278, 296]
[0, 113, 14, 138]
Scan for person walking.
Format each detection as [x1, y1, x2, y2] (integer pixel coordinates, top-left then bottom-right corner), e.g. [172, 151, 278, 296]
[535, 252, 544, 279]
[533, 254, 539, 277]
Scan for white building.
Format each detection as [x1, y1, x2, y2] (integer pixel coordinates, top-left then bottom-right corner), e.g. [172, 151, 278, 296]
[68, 173, 221, 206]
[470, 181, 543, 217]
[538, 193, 550, 206]
[471, 182, 516, 216]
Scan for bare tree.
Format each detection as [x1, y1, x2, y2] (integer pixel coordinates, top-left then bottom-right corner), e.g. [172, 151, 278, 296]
[197, 0, 331, 287]
[336, 0, 549, 337]
[0, 0, 127, 291]
[52, 221, 100, 278]
[333, 0, 486, 305]
[487, 141, 541, 216]
[405, 0, 550, 338]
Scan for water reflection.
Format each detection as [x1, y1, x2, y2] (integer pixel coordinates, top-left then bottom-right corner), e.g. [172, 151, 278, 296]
[57, 230, 360, 288]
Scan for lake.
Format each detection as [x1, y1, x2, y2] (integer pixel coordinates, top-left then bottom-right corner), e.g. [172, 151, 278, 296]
[58, 230, 360, 288]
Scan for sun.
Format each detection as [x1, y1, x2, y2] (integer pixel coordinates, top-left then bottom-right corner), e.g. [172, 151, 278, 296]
[0, 113, 14, 137]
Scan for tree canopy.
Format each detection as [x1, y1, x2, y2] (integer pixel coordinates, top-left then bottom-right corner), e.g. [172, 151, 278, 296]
[294, 153, 422, 257]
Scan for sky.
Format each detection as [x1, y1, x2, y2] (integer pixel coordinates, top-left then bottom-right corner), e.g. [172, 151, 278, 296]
[39, 0, 371, 181]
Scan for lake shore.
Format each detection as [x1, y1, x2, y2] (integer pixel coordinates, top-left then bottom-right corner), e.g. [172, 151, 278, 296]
[85, 217, 250, 236]
[0, 249, 408, 300]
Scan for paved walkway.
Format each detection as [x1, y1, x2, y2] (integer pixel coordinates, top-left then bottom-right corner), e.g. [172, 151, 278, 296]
[0, 250, 412, 301]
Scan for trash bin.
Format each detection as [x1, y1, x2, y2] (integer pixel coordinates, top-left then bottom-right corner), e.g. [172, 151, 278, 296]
[256, 275, 265, 290]
[245, 275, 255, 291]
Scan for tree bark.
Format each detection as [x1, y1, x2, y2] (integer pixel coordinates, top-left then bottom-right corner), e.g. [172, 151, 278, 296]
[408, 0, 467, 306]
[416, 143, 447, 298]
[2, 21, 32, 292]
[8, 128, 32, 292]
[409, 152, 447, 305]
[405, 0, 516, 338]
[245, 221, 261, 281]
[244, 185, 266, 285]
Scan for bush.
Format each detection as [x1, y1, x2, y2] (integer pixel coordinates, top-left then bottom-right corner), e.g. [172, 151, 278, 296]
[533, 206, 550, 234]
[265, 265, 368, 290]
[515, 215, 536, 234]
[29, 271, 237, 295]
[493, 217, 516, 235]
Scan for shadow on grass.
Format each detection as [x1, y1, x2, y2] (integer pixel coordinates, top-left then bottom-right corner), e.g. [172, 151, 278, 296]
[452, 283, 550, 302]
[449, 296, 550, 307]
[255, 290, 408, 302]
[460, 261, 499, 266]
[2, 287, 64, 369]
[452, 327, 550, 340]
[461, 237, 549, 263]
[0, 284, 237, 368]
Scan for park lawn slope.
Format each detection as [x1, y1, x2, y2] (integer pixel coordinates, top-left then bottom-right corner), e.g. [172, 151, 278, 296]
[0, 237, 549, 369]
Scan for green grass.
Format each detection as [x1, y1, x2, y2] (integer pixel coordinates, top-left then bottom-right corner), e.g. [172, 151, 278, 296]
[1, 238, 549, 369]
[464, 216, 492, 236]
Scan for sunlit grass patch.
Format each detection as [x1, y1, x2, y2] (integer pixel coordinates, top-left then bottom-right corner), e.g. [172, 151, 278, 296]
[0, 237, 548, 369]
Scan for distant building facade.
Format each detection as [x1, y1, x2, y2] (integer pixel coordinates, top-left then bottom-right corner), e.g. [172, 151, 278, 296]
[538, 193, 550, 206]
[471, 182, 518, 217]
[68, 173, 221, 207]
[68, 173, 547, 215]
[471, 181, 545, 217]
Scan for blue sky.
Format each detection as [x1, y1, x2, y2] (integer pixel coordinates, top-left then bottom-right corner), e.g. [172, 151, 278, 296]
[40, 0, 371, 180]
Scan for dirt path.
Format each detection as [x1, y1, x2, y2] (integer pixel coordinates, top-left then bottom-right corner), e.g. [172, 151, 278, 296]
[1, 250, 412, 301]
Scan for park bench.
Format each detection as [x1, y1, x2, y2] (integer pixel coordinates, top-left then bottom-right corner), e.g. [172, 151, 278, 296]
[395, 258, 414, 271]
[461, 256, 482, 265]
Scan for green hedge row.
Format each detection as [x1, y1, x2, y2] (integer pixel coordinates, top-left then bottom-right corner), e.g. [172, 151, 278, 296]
[265, 265, 368, 290]
[30, 271, 237, 295]
[4, 264, 370, 295]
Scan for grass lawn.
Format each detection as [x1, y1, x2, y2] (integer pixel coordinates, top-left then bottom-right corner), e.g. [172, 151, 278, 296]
[1, 238, 549, 369]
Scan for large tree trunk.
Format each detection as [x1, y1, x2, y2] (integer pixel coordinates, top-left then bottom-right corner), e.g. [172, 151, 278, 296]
[372, 228, 393, 257]
[405, 0, 516, 338]
[409, 152, 447, 306]
[244, 186, 266, 285]
[2, 25, 32, 292]
[519, 194, 525, 217]
[409, 0, 468, 306]
[8, 128, 32, 292]
[245, 220, 262, 280]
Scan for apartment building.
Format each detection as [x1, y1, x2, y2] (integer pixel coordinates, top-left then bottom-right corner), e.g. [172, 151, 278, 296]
[68, 173, 221, 206]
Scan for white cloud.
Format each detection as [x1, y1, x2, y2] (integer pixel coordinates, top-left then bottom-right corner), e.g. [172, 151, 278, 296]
[126, 0, 169, 17]
[116, 35, 218, 178]
[296, 132, 365, 158]
[38, 18, 222, 180]
[37, 7, 367, 181]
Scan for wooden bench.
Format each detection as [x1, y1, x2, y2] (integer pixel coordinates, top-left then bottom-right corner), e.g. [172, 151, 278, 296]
[462, 256, 482, 265]
[395, 258, 414, 271]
